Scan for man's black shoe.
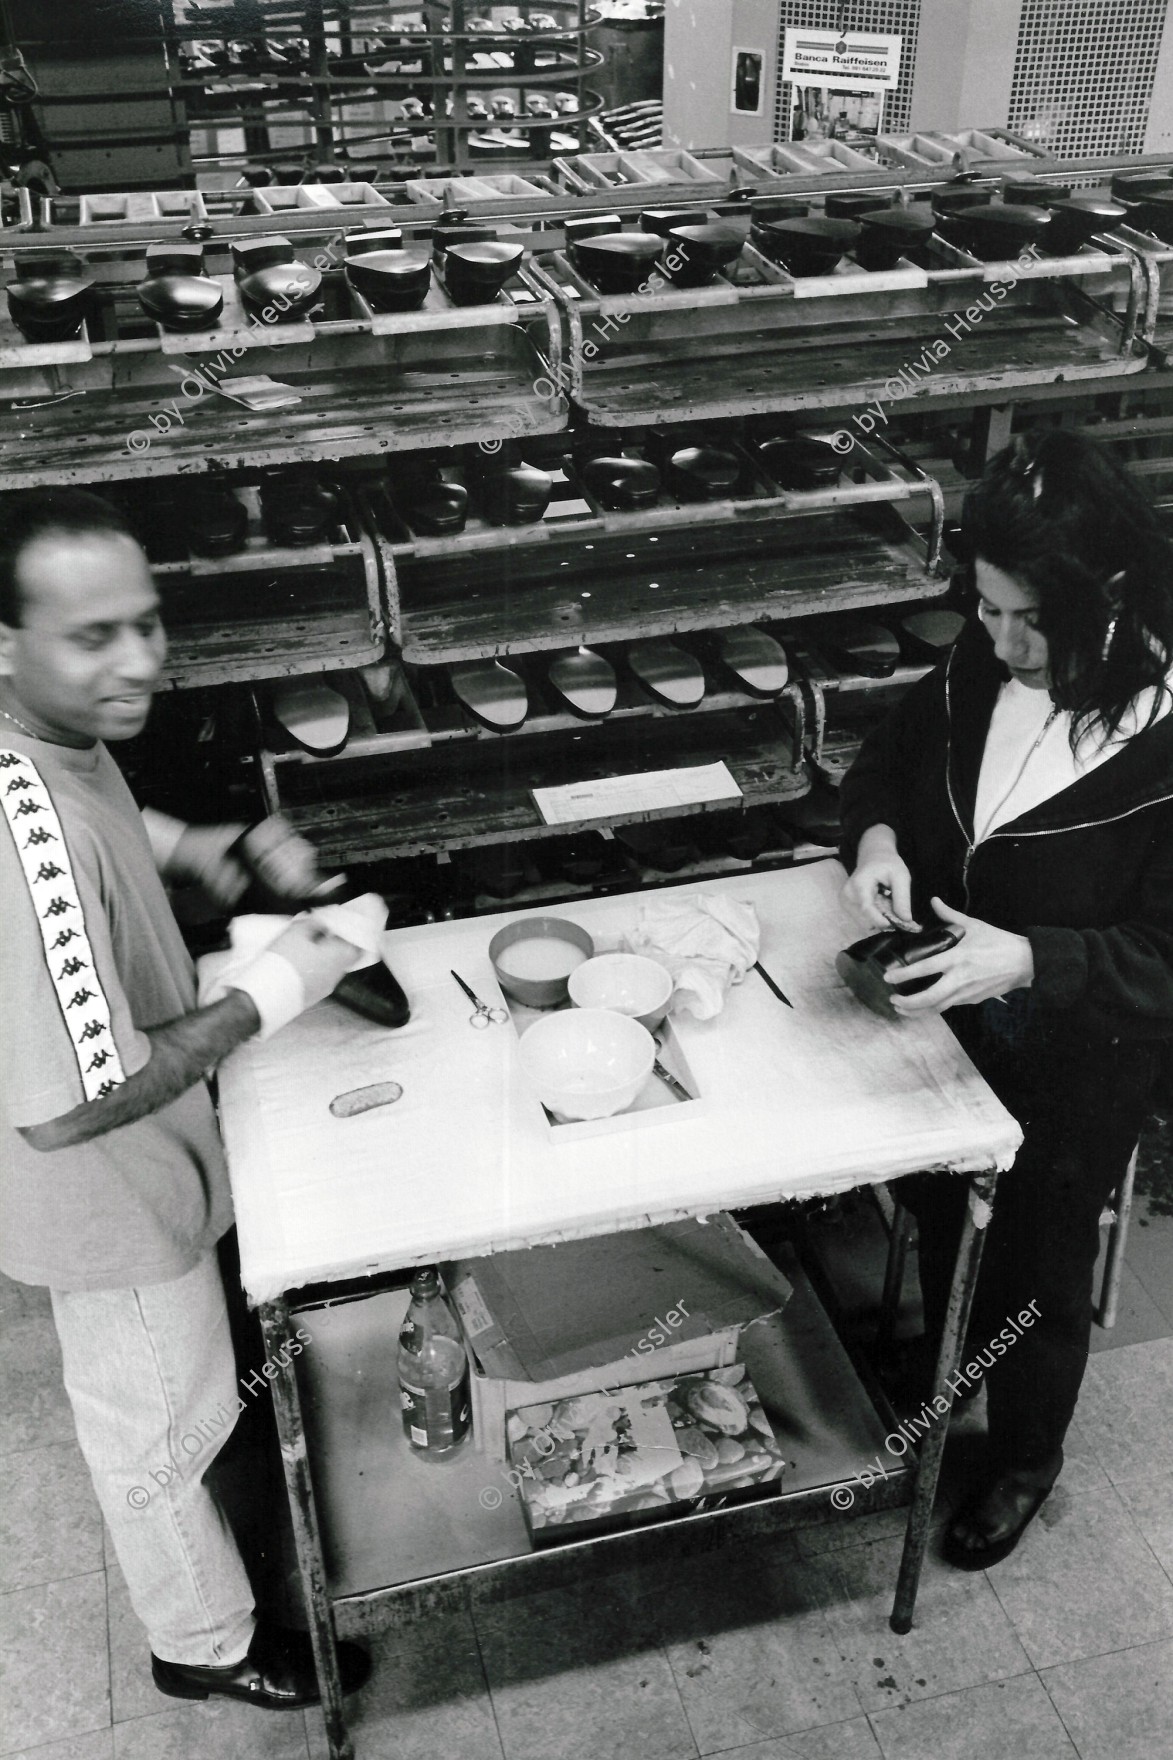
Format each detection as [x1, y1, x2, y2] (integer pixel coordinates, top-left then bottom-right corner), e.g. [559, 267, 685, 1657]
[152, 1622, 370, 1710]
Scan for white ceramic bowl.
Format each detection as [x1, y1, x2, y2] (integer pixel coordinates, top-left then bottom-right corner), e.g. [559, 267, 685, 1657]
[568, 952, 674, 1031]
[517, 1006, 655, 1120]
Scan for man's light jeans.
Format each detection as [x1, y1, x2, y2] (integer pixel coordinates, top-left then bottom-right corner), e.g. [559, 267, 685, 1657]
[50, 1251, 256, 1666]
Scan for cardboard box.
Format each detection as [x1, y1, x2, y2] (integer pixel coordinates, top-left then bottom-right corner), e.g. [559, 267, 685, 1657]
[508, 1363, 786, 1544]
[443, 1214, 792, 1460]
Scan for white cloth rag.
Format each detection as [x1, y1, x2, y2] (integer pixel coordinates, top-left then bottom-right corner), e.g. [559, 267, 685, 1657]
[199, 894, 386, 1011]
[624, 893, 760, 1020]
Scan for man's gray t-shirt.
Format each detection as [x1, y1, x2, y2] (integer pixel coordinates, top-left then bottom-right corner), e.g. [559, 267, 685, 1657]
[0, 731, 234, 1290]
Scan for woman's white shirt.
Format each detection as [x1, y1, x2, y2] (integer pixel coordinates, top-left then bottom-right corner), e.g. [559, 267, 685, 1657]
[974, 672, 1173, 844]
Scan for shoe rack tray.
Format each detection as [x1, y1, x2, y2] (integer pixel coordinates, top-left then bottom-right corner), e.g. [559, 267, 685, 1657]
[532, 247, 1146, 427]
[153, 483, 385, 689]
[372, 433, 943, 567]
[386, 505, 945, 664]
[259, 668, 808, 771]
[262, 705, 808, 866]
[0, 322, 565, 489]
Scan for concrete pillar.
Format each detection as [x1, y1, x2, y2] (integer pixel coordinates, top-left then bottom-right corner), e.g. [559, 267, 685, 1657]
[908, 0, 1023, 135]
[663, 0, 734, 149]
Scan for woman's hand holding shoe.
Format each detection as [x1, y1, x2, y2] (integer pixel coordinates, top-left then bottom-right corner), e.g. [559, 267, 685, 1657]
[888, 896, 1034, 1015]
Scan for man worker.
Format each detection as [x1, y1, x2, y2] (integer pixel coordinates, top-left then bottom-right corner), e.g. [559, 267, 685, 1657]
[0, 487, 374, 1710]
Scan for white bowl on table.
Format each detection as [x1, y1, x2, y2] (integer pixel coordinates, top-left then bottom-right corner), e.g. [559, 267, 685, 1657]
[517, 1006, 656, 1121]
[567, 953, 674, 1032]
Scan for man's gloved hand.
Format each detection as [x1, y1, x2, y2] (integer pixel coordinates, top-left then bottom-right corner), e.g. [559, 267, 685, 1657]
[222, 915, 368, 1040]
[214, 887, 387, 1034]
[167, 822, 251, 910]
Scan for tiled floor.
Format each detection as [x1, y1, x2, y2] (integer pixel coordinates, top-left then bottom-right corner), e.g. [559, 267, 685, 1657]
[3, 1108, 1173, 1760]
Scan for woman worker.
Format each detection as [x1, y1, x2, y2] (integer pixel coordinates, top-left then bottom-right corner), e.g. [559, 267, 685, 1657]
[839, 428, 1173, 1568]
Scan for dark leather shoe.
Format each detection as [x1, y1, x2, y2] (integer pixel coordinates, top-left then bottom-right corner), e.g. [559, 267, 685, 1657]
[332, 961, 410, 1028]
[152, 1622, 371, 1710]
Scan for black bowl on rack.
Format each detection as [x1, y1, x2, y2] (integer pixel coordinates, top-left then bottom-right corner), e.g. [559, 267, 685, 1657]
[937, 201, 1053, 260]
[481, 462, 553, 525]
[443, 239, 525, 304]
[261, 477, 340, 547]
[662, 221, 744, 286]
[431, 222, 499, 255]
[1128, 189, 1173, 243]
[756, 435, 842, 491]
[667, 444, 742, 501]
[137, 272, 225, 331]
[639, 205, 711, 237]
[750, 215, 860, 276]
[1039, 195, 1128, 254]
[580, 454, 661, 510]
[1109, 170, 1173, 206]
[569, 230, 664, 293]
[346, 249, 433, 311]
[145, 240, 209, 275]
[6, 272, 95, 343]
[1002, 178, 1072, 206]
[853, 207, 935, 270]
[237, 260, 322, 321]
[822, 191, 893, 221]
[231, 236, 288, 272]
[407, 478, 468, 536]
[749, 198, 810, 224]
[184, 488, 248, 557]
[344, 228, 403, 255]
[563, 212, 622, 248]
[930, 180, 999, 221]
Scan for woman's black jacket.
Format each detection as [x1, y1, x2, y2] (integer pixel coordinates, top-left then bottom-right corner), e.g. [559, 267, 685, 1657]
[839, 618, 1173, 1143]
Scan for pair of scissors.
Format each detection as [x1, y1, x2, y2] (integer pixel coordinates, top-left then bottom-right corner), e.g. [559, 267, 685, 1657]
[451, 969, 507, 1030]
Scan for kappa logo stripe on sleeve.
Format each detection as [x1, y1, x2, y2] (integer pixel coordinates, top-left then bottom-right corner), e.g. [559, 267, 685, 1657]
[0, 749, 126, 1102]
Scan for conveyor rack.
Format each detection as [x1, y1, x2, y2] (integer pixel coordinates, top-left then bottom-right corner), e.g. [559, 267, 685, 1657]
[144, 479, 388, 690]
[528, 230, 1149, 429]
[258, 700, 808, 868]
[367, 440, 946, 662]
[0, 240, 566, 488]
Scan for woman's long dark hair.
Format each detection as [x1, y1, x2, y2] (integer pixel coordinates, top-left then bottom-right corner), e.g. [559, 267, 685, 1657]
[959, 428, 1173, 747]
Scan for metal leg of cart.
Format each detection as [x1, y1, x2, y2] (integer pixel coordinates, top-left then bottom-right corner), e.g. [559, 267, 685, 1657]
[259, 1300, 355, 1760]
[889, 1168, 999, 1634]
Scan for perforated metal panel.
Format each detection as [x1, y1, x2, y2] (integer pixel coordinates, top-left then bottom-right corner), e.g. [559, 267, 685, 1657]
[773, 1, 922, 141]
[1008, 0, 1168, 157]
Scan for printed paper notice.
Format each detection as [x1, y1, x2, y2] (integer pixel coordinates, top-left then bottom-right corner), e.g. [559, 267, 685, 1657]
[531, 762, 742, 827]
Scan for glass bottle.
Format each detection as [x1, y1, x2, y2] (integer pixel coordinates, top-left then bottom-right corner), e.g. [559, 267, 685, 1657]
[397, 1267, 472, 1457]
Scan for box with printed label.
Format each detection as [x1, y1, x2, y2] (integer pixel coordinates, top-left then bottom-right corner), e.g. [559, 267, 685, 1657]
[443, 1214, 792, 1461]
[507, 1363, 785, 1545]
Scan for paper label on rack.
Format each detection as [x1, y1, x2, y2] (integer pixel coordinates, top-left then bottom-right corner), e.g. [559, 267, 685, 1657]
[214, 375, 304, 410]
[531, 762, 742, 827]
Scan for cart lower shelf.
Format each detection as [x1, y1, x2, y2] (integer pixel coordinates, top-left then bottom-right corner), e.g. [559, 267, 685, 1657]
[294, 1246, 908, 1614]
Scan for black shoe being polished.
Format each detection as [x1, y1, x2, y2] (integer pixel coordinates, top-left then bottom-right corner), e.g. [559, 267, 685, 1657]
[152, 1622, 371, 1710]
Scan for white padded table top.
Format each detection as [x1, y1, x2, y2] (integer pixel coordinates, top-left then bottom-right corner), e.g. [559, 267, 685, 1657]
[208, 863, 1022, 1305]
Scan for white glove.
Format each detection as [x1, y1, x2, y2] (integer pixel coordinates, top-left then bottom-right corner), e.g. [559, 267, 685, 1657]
[210, 893, 388, 1038]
